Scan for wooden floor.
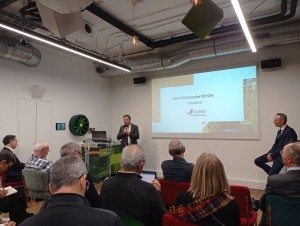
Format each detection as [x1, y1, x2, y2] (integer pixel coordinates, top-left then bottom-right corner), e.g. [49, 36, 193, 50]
[1, 185, 264, 224]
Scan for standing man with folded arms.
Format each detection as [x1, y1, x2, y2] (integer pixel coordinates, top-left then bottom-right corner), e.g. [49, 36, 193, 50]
[117, 114, 139, 150]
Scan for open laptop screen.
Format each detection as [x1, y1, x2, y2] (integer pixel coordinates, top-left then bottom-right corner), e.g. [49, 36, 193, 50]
[140, 171, 157, 183]
[92, 131, 107, 141]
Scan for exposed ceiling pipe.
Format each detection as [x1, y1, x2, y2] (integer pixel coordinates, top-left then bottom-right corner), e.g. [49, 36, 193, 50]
[87, 0, 297, 49]
[0, 36, 41, 66]
[99, 24, 300, 77]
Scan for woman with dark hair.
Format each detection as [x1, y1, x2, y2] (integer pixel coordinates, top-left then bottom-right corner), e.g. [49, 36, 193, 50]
[170, 153, 240, 226]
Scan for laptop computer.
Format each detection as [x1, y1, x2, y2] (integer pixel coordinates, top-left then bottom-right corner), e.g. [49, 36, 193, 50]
[92, 131, 108, 142]
[140, 171, 157, 183]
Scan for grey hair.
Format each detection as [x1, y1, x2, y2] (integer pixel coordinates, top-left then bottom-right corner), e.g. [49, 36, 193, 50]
[60, 142, 82, 157]
[33, 141, 49, 152]
[121, 144, 146, 171]
[50, 156, 87, 192]
[285, 142, 300, 165]
[169, 139, 185, 156]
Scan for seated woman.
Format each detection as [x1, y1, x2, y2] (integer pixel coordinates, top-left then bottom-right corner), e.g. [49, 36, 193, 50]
[169, 153, 240, 226]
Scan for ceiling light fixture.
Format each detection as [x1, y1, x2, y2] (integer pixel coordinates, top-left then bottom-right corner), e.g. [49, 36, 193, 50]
[130, 1, 139, 45]
[131, 35, 139, 45]
[190, 0, 202, 6]
[0, 19, 131, 72]
[231, 0, 257, 52]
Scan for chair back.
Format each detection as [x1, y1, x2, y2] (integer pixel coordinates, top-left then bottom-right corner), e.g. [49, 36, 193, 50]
[230, 185, 257, 226]
[163, 213, 196, 226]
[22, 169, 50, 200]
[159, 178, 190, 207]
[119, 215, 145, 226]
[0, 171, 24, 187]
[266, 195, 300, 226]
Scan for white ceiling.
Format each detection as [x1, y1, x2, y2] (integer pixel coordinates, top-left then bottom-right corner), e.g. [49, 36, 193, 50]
[1, 0, 300, 72]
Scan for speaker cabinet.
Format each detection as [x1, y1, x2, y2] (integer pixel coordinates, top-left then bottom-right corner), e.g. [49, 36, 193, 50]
[133, 77, 146, 84]
[181, 0, 223, 40]
[261, 58, 282, 69]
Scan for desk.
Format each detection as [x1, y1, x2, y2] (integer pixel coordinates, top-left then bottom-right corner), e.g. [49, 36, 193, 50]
[81, 143, 121, 182]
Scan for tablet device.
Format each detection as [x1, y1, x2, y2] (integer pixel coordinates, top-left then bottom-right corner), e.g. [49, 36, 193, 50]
[140, 171, 157, 183]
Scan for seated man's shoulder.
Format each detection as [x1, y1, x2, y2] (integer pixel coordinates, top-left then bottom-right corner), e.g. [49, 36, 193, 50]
[91, 207, 119, 218]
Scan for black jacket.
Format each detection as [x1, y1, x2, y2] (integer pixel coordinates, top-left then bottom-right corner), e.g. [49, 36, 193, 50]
[20, 193, 123, 226]
[1, 147, 25, 182]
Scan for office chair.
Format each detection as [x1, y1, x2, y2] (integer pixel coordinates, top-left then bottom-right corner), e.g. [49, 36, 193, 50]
[0, 171, 24, 188]
[158, 178, 190, 208]
[22, 169, 50, 202]
[230, 185, 257, 226]
[119, 215, 145, 226]
[266, 195, 300, 226]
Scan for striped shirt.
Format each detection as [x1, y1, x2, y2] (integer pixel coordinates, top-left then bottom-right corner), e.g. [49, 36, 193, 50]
[25, 155, 53, 173]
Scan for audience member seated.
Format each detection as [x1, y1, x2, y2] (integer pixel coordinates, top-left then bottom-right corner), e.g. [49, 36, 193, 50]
[25, 141, 52, 174]
[59, 142, 100, 208]
[0, 151, 33, 224]
[253, 142, 300, 226]
[19, 156, 123, 226]
[100, 144, 167, 226]
[161, 139, 193, 182]
[254, 113, 297, 175]
[170, 153, 240, 226]
[1, 135, 24, 182]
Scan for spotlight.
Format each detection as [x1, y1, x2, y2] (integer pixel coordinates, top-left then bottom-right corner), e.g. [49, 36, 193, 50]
[131, 35, 139, 45]
[190, 0, 202, 6]
[20, 38, 27, 45]
[85, 24, 92, 34]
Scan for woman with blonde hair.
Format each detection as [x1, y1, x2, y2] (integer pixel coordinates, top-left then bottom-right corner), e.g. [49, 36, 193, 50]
[169, 153, 240, 226]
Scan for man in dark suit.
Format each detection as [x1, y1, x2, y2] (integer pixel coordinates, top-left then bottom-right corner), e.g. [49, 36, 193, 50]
[117, 114, 139, 150]
[257, 142, 300, 225]
[254, 113, 297, 175]
[161, 139, 193, 182]
[1, 135, 25, 181]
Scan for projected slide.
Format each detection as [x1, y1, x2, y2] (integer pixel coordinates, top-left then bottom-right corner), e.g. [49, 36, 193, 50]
[152, 65, 259, 139]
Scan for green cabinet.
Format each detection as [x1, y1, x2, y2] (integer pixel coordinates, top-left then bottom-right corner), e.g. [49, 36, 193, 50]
[82, 144, 121, 183]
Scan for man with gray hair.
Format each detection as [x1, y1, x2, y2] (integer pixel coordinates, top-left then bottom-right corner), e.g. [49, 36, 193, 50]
[20, 156, 124, 226]
[161, 139, 193, 182]
[25, 141, 52, 174]
[60, 142, 82, 158]
[253, 142, 300, 226]
[60, 142, 100, 208]
[100, 144, 167, 226]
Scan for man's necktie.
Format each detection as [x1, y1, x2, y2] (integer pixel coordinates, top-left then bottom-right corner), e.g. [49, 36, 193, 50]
[277, 129, 282, 139]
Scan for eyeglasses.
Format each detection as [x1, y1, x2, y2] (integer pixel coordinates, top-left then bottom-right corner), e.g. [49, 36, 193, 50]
[79, 174, 90, 191]
[280, 150, 288, 156]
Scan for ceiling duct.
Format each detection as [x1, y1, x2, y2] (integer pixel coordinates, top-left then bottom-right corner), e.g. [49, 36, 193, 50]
[99, 23, 300, 77]
[0, 36, 41, 67]
[38, 0, 92, 14]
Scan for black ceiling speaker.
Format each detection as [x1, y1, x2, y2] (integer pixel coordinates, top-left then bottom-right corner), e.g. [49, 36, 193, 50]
[181, 0, 223, 40]
[133, 77, 146, 84]
[261, 58, 282, 69]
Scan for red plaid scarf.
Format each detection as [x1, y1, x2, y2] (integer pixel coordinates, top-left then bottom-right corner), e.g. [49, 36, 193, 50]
[169, 192, 234, 223]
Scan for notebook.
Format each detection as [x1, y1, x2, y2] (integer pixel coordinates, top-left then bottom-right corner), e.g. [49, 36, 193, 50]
[140, 171, 157, 183]
[92, 131, 108, 142]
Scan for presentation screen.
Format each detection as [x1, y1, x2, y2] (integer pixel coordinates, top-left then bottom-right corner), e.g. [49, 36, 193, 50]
[151, 65, 259, 139]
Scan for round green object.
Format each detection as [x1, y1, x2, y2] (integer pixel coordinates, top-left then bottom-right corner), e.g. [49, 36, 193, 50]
[69, 114, 89, 136]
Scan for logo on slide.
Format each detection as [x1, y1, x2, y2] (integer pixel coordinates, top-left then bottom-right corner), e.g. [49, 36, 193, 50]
[187, 109, 206, 116]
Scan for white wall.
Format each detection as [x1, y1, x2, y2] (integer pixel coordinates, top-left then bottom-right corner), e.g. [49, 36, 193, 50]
[0, 42, 112, 162]
[1, 39, 299, 190]
[111, 43, 300, 190]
